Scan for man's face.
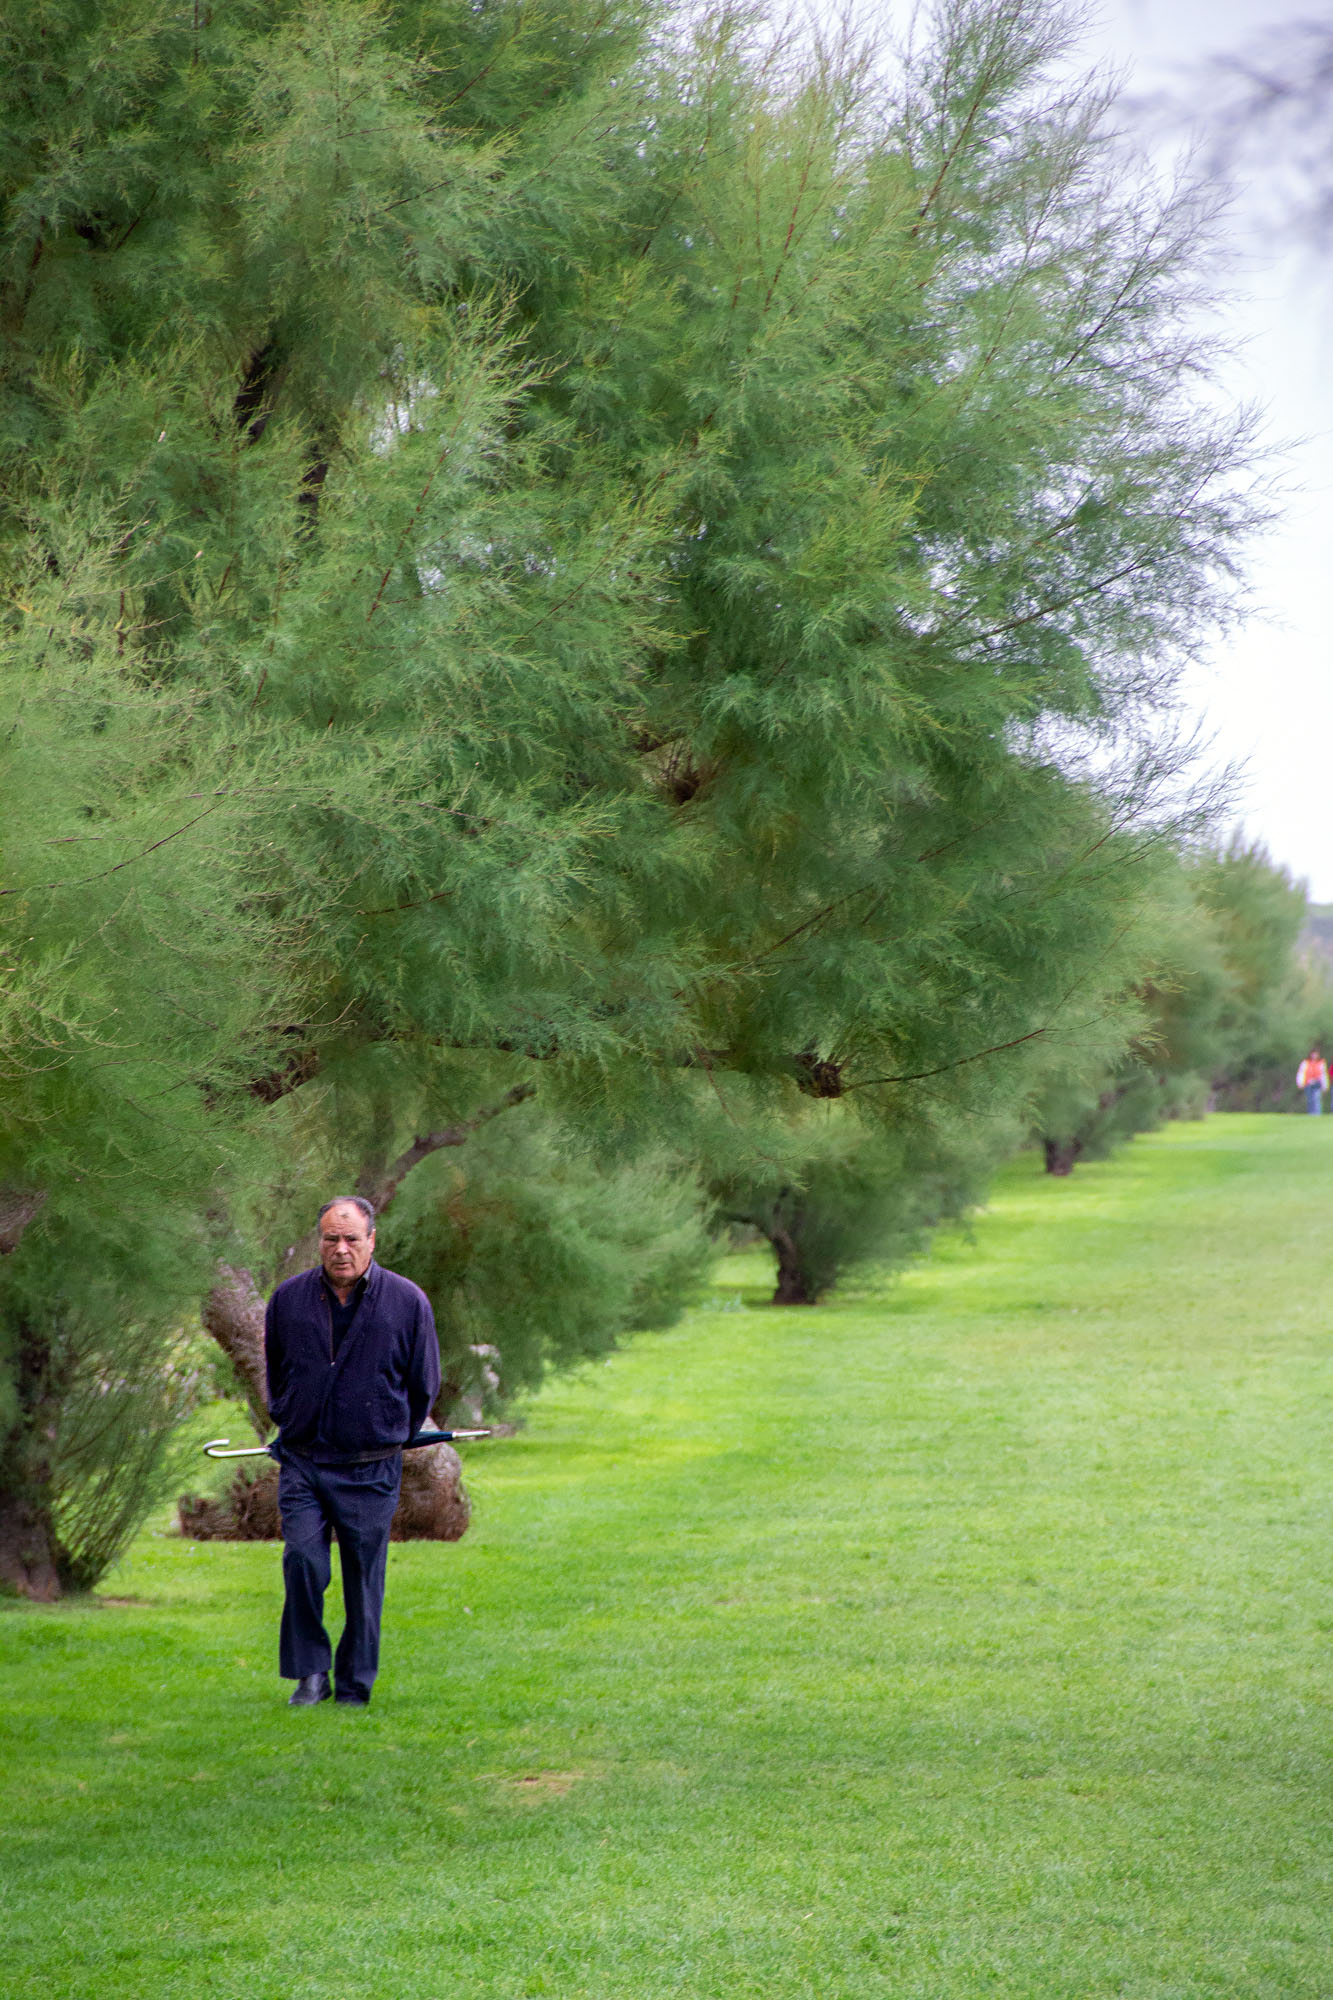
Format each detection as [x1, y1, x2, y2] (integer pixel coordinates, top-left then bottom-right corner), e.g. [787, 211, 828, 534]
[319, 1202, 375, 1290]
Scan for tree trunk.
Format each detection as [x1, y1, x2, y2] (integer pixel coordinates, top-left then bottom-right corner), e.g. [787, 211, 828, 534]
[770, 1225, 819, 1305]
[1043, 1136, 1083, 1176]
[201, 1263, 270, 1437]
[0, 1320, 66, 1600]
[0, 1491, 61, 1601]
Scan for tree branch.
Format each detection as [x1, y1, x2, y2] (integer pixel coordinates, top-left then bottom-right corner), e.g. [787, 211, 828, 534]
[847, 1023, 1053, 1089]
[0, 804, 222, 898]
[358, 1082, 537, 1214]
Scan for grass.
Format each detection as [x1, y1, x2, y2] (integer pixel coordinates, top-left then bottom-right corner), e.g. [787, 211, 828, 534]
[2, 1113, 1331, 1998]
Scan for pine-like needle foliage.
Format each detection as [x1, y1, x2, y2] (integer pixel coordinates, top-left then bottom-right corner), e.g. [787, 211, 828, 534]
[0, 0, 1259, 1586]
[1032, 838, 1316, 1171]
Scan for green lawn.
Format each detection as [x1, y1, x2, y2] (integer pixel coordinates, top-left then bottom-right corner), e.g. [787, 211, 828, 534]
[3, 1115, 1331, 1998]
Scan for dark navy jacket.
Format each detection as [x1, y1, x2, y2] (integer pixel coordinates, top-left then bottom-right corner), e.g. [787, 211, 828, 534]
[264, 1261, 441, 1462]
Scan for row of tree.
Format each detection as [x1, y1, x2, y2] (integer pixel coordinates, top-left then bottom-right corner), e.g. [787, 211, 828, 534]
[0, 0, 1274, 1594]
[717, 835, 1329, 1293]
[1033, 835, 1328, 1172]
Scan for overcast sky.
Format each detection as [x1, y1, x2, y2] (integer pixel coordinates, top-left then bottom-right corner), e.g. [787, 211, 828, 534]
[1078, 2, 1333, 896]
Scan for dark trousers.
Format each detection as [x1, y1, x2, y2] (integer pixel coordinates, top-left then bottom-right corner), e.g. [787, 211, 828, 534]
[277, 1450, 403, 1700]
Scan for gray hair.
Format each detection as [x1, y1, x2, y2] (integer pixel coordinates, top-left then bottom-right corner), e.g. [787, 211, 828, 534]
[317, 1195, 376, 1232]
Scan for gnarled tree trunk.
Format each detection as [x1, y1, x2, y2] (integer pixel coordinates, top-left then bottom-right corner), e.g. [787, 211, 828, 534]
[0, 1482, 61, 1601]
[0, 1320, 66, 1601]
[770, 1224, 819, 1305]
[1043, 1136, 1083, 1176]
[201, 1263, 270, 1437]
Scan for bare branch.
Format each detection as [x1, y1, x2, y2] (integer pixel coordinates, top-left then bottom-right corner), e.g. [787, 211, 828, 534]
[846, 1022, 1053, 1089]
[359, 1082, 538, 1215]
[0, 804, 222, 898]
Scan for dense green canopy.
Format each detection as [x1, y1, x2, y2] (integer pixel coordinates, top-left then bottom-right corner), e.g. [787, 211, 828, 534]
[0, 0, 1259, 1590]
[1034, 838, 1321, 1171]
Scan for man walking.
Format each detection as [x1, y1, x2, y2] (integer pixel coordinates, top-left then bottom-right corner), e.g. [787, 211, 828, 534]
[265, 1196, 440, 1708]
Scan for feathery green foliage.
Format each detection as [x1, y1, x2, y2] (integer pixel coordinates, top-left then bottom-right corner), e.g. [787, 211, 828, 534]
[707, 1099, 1003, 1303]
[1033, 836, 1315, 1169]
[1, 0, 1259, 1587]
[0, 530, 283, 1590]
[377, 1114, 713, 1410]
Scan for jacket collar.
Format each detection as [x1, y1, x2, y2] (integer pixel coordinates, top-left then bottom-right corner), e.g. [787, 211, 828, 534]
[316, 1258, 380, 1304]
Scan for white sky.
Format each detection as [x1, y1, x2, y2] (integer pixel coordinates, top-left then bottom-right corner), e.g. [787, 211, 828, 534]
[1083, 2, 1333, 896]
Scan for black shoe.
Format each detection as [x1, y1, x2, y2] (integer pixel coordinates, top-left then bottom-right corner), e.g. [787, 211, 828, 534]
[335, 1690, 370, 1707]
[288, 1672, 331, 1707]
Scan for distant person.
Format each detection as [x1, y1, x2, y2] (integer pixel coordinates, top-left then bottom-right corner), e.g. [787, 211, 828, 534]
[1297, 1048, 1329, 1115]
[264, 1196, 440, 1708]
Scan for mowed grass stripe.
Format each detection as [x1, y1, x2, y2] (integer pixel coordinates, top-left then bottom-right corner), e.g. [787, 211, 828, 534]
[1, 1114, 1329, 1998]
